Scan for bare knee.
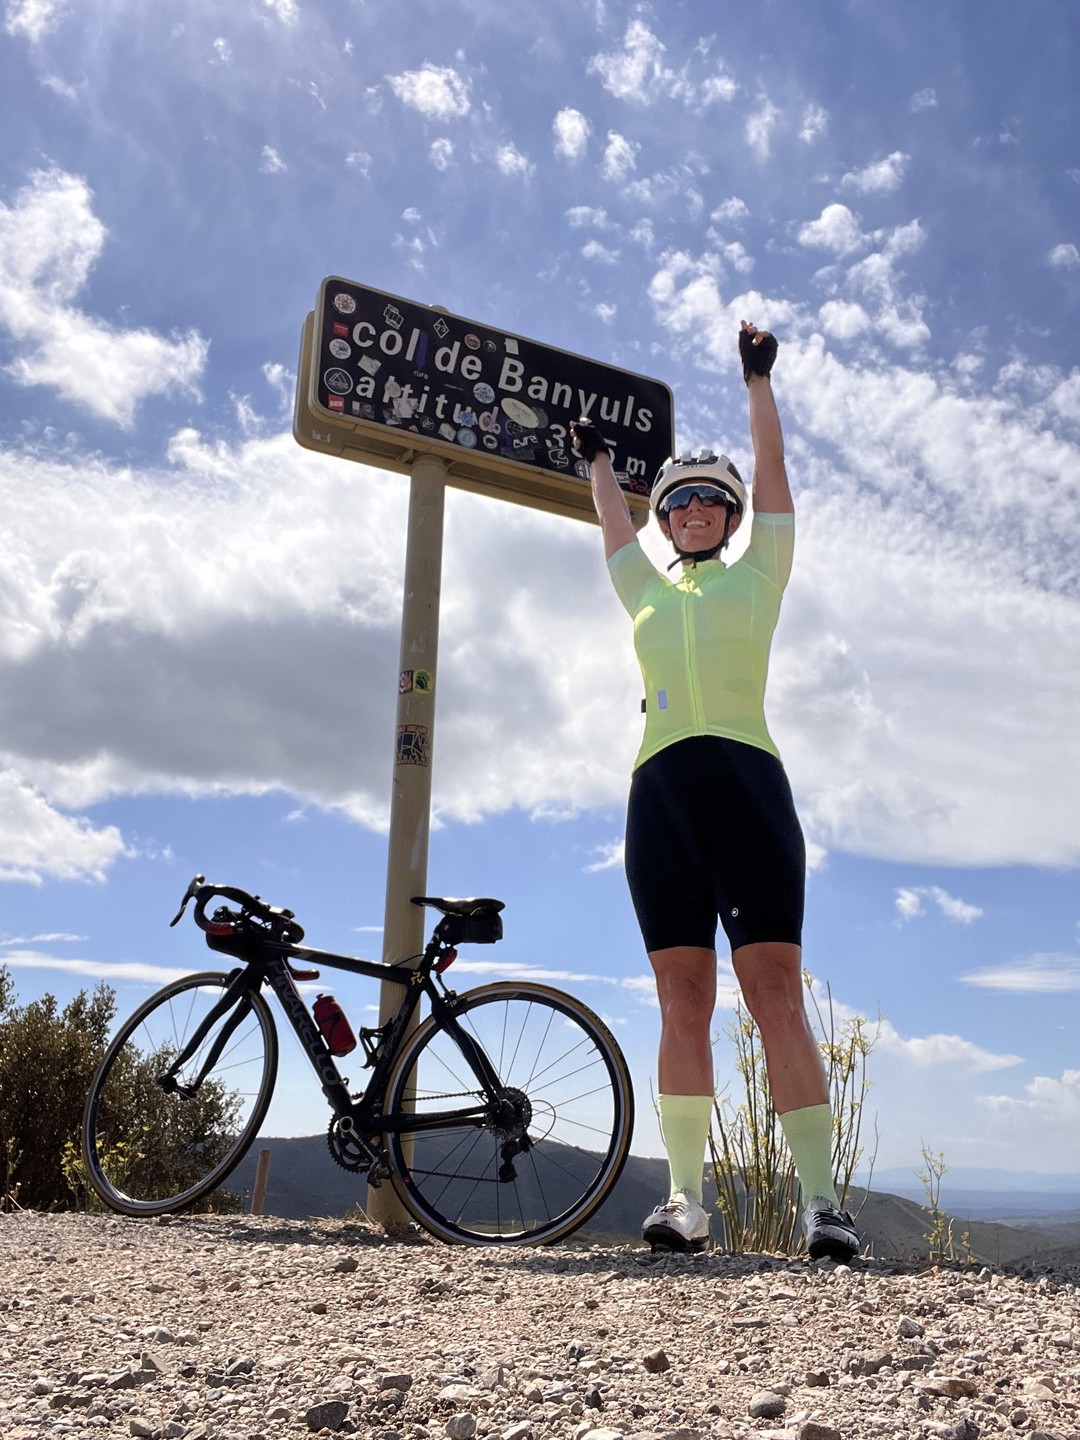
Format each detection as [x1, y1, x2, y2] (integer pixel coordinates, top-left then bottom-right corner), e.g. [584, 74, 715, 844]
[732, 943, 807, 1036]
[650, 947, 716, 1035]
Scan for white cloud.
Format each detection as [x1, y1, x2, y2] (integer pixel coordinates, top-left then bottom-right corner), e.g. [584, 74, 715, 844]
[211, 37, 231, 65]
[746, 100, 780, 162]
[262, 361, 293, 412]
[911, 88, 938, 112]
[582, 239, 618, 264]
[594, 302, 617, 325]
[1049, 371, 1080, 422]
[553, 108, 590, 162]
[602, 132, 638, 183]
[960, 954, 1080, 992]
[711, 197, 748, 224]
[0, 168, 207, 426]
[798, 210, 929, 348]
[429, 139, 454, 171]
[895, 886, 983, 924]
[876, 1019, 1021, 1073]
[584, 840, 624, 873]
[977, 1069, 1080, 1165]
[261, 0, 299, 23]
[494, 143, 533, 180]
[260, 145, 287, 174]
[588, 18, 669, 104]
[4, 0, 64, 42]
[721, 242, 754, 275]
[629, 219, 654, 250]
[818, 300, 870, 340]
[565, 206, 611, 230]
[1, 950, 189, 985]
[800, 104, 828, 144]
[345, 151, 372, 175]
[387, 63, 470, 120]
[0, 932, 82, 945]
[868, 1022, 1076, 1172]
[894, 887, 923, 921]
[680, 69, 737, 107]
[0, 771, 127, 884]
[40, 72, 76, 99]
[588, 20, 735, 111]
[1049, 243, 1080, 269]
[841, 152, 910, 195]
[798, 203, 865, 255]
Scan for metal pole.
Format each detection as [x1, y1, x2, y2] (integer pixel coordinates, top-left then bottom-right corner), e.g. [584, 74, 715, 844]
[365, 452, 447, 1232]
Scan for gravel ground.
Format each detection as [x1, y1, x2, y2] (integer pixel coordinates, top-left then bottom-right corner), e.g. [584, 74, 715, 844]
[1, 1211, 1077, 1440]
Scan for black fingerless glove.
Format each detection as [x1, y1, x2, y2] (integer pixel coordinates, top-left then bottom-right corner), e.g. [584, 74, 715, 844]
[739, 329, 778, 384]
[570, 418, 610, 463]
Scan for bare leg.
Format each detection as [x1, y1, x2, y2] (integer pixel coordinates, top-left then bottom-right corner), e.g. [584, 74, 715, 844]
[648, 945, 717, 1094]
[730, 941, 827, 1113]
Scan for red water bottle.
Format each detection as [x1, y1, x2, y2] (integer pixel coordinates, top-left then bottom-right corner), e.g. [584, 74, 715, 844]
[313, 994, 357, 1056]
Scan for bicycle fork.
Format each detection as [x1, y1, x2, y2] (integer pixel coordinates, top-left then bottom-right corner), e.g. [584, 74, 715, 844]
[157, 971, 253, 1099]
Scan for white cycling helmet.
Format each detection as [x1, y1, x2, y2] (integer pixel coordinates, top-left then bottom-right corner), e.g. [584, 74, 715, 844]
[651, 452, 747, 518]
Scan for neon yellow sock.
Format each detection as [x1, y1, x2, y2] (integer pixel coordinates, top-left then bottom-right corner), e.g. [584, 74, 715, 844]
[657, 1093, 714, 1204]
[779, 1103, 839, 1206]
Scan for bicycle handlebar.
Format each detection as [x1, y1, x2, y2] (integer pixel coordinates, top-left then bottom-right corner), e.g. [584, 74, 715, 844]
[170, 874, 306, 945]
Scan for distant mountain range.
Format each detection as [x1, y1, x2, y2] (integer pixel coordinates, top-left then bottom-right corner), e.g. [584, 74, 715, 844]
[856, 1167, 1080, 1220]
[228, 1136, 1080, 1267]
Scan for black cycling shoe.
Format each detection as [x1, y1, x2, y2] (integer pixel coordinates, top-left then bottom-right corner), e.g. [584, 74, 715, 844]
[803, 1196, 860, 1262]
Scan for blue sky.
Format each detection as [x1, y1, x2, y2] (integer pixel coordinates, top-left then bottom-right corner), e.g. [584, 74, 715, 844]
[1, 0, 1078, 1187]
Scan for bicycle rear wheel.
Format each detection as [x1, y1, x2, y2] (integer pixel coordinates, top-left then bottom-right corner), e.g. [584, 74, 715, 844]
[82, 971, 278, 1216]
[384, 982, 634, 1245]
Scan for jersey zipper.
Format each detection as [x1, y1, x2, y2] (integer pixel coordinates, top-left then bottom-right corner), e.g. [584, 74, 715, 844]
[682, 580, 705, 730]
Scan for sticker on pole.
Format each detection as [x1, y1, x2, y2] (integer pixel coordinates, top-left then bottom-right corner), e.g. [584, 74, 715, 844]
[396, 724, 431, 767]
[399, 669, 433, 695]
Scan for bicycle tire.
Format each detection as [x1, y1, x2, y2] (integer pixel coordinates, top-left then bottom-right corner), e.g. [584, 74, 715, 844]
[82, 971, 278, 1217]
[383, 982, 634, 1245]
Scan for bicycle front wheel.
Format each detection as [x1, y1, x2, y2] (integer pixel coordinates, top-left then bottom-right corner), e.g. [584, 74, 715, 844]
[384, 982, 634, 1245]
[82, 971, 278, 1216]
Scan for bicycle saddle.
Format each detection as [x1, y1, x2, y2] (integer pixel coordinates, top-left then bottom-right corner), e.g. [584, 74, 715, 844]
[411, 896, 505, 916]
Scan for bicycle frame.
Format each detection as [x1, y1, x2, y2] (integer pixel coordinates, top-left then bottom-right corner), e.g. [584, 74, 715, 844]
[165, 929, 506, 1155]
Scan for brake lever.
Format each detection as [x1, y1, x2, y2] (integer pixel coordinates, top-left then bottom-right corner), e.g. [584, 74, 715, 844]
[169, 874, 206, 928]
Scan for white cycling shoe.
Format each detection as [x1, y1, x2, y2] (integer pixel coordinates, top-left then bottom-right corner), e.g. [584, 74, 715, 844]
[803, 1195, 860, 1262]
[641, 1190, 711, 1252]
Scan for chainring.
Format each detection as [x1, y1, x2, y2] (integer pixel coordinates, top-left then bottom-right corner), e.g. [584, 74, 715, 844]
[327, 1117, 377, 1173]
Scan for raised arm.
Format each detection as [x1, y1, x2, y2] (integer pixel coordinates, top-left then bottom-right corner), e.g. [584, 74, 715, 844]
[570, 419, 637, 560]
[740, 320, 793, 516]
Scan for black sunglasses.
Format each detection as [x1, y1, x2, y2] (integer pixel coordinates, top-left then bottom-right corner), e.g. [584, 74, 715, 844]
[660, 484, 735, 514]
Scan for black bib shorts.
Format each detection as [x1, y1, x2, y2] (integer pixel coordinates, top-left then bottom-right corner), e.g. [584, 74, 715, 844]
[624, 734, 805, 954]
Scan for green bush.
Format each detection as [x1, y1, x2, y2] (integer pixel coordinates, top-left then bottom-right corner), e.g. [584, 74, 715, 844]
[1, 966, 243, 1213]
[0, 969, 115, 1209]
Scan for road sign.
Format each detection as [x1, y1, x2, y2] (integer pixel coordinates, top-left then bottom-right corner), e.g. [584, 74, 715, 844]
[293, 278, 674, 526]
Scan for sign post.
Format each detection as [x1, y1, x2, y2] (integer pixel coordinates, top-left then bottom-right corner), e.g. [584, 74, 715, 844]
[363, 451, 446, 1232]
[294, 278, 674, 1230]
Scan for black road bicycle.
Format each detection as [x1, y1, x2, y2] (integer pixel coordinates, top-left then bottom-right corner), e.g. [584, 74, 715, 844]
[81, 876, 634, 1246]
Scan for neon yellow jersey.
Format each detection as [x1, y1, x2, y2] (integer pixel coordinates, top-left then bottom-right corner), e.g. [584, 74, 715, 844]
[607, 512, 794, 769]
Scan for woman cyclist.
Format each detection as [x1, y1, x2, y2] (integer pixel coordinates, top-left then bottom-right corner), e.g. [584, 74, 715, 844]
[570, 322, 859, 1262]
